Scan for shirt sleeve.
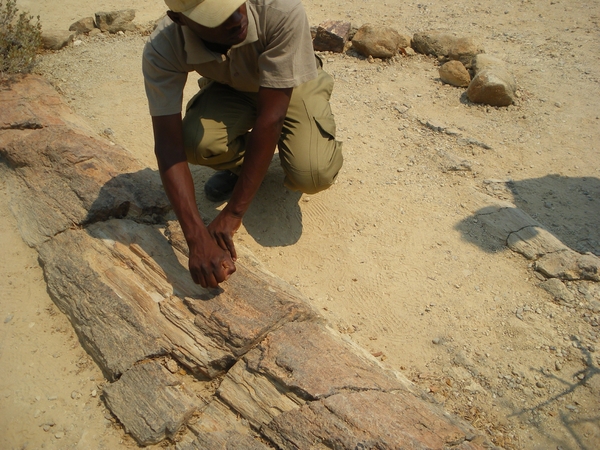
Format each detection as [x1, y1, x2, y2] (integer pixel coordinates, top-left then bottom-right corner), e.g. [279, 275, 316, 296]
[258, 1, 318, 89]
[142, 18, 190, 116]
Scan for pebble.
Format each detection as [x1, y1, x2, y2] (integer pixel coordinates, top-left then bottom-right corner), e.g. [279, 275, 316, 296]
[165, 359, 178, 374]
[337, 285, 346, 292]
[73, 39, 83, 46]
[91, 389, 97, 397]
[55, 432, 65, 439]
[536, 381, 545, 389]
[555, 361, 562, 371]
[432, 337, 441, 345]
[4, 314, 13, 323]
[71, 391, 79, 399]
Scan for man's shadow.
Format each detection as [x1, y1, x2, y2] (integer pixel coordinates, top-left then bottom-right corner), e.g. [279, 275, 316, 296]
[189, 163, 303, 247]
[82, 164, 303, 295]
[455, 174, 600, 256]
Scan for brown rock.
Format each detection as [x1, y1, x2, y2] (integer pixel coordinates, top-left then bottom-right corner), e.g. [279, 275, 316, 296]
[95, 10, 136, 33]
[412, 31, 484, 66]
[535, 250, 600, 281]
[467, 68, 517, 106]
[69, 17, 96, 34]
[439, 60, 471, 87]
[103, 361, 199, 445]
[352, 24, 410, 59]
[41, 30, 75, 50]
[313, 20, 351, 53]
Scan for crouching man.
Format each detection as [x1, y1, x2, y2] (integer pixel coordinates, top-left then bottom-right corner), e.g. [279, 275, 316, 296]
[143, 0, 343, 287]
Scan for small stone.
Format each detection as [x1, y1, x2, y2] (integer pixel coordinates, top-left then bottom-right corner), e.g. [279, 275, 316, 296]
[337, 285, 346, 292]
[165, 359, 178, 374]
[432, 337, 441, 345]
[4, 314, 13, 323]
[439, 60, 471, 87]
[73, 39, 83, 46]
[91, 389, 97, 397]
[555, 361, 562, 371]
[71, 391, 79, 399]
[55, 432, 64, 439]
[536, 381, 545, 388]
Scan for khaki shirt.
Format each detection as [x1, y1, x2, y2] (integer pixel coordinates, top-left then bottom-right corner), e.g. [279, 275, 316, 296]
[143, 0, 318, 116]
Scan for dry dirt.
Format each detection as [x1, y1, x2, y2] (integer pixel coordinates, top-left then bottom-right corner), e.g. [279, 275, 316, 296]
[1, 0, 600, 449]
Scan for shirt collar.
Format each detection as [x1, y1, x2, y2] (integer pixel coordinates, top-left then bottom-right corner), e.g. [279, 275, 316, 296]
[181, 2, 259, 65]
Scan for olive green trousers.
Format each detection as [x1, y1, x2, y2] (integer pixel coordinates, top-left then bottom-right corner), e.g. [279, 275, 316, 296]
[182, 67, 343, 194]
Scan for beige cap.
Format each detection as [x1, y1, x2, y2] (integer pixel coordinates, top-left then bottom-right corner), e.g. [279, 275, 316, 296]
[164, 0, 246, 28]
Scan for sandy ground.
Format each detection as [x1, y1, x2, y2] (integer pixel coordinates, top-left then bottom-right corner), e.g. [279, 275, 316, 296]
[1, 0, 600, 449]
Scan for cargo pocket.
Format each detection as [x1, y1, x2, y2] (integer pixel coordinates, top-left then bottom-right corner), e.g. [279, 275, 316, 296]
[313, 112, 337, 140]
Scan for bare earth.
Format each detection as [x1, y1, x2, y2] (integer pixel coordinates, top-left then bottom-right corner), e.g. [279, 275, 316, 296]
[1, 0, 599, 449]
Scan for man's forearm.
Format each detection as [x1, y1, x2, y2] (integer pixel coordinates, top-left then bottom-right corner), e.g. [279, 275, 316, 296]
[223, 86, 293, 218]
[158, 160, 210, 246]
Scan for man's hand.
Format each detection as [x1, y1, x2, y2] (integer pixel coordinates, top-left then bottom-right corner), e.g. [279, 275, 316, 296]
[188, 235, 236, 288]
[208, 210, 243, 261]
[152, 113, 237, 288]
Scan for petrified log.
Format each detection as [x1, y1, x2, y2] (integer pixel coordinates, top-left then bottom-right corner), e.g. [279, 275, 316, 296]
[1, 75, 486, 448]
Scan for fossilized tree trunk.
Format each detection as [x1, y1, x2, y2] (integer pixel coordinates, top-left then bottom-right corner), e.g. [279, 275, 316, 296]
[0, 75, 485, 448]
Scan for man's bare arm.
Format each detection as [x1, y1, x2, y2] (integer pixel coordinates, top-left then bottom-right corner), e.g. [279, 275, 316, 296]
[208, 86, 293, 259]
[152, 113, 235, 288]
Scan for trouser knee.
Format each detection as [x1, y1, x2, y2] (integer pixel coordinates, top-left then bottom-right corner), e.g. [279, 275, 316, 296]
[283, 141, 343, 194]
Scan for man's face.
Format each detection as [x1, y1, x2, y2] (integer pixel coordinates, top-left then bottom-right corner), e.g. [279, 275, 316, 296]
[174, 4, 249, 47]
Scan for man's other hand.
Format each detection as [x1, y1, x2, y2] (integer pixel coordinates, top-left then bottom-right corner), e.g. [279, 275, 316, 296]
[208, 210, 242, 261]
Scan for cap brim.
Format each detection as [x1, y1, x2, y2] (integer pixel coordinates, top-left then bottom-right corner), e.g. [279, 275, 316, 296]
[183, 0, 246, 28]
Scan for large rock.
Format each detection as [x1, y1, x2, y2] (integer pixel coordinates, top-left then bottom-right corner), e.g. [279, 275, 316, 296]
[41, 30, 75, 50]
[467, 68, 517, 106]
[95, 9, 136, 33]
[412, 31, 484, 66]
[69, 17, 96, 34]
[467, 54, 517, 106]
[352, 24, 410, 58]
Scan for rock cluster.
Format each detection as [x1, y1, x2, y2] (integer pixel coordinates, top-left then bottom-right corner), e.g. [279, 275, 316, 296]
[313, 21, 517, 107]
[41, 9, 141, 50]
[1, 75, 487, 448]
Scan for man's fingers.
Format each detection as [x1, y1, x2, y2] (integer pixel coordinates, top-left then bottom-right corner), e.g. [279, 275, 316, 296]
[225, 239, 237, 261]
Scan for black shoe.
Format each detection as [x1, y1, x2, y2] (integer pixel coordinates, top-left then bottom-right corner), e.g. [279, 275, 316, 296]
[204, 170, 239, 202]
